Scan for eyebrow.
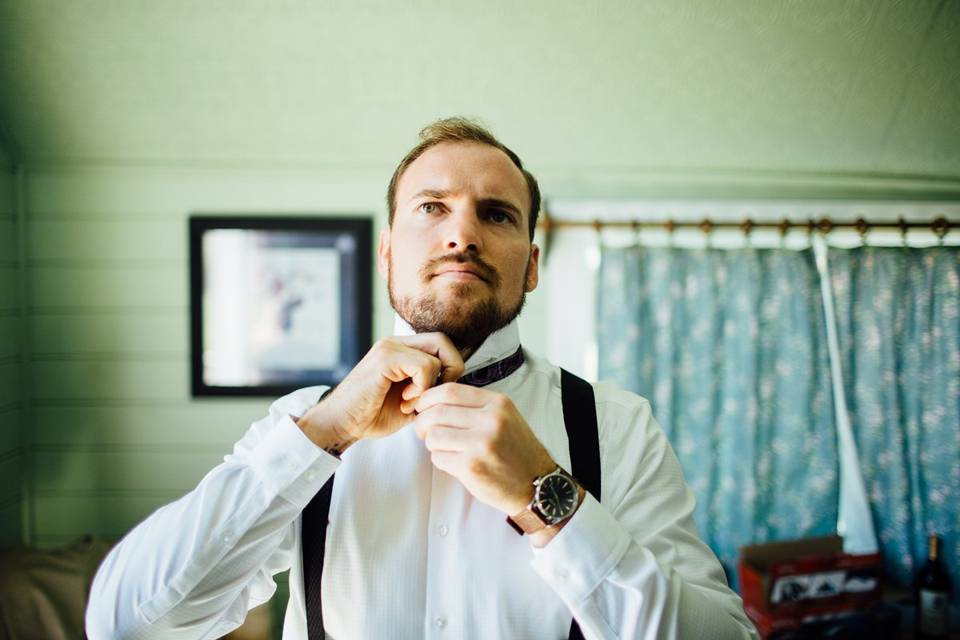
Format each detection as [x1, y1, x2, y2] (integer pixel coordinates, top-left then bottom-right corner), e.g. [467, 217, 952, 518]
[409, 189, 523, 218]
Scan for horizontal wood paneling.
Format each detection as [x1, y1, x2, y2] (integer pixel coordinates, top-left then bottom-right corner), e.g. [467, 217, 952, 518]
[0, 163, 22, 548]
[0, 363, 21, 408]
[33, 449, 224, 493]
[31, 360, 188, 401]
[30, 264, 185, 309]
[20, 166, 386, 547]
[35, 493, 182, 538]
[0, 453, 22, 503]
[0, 172, 13, 217]
[31, 311, 186, 355]
[29, 219, 184, 262]
[0, 266, 20, 311]
[0, 416, 26, 455]
[0, 316, 21, 357]
[26, 168, 383, 218]
[0, 218, 16, 261]
[34, 401, 266, 447]
[0, 407, 23, 454]
[0, 499, 22, 546]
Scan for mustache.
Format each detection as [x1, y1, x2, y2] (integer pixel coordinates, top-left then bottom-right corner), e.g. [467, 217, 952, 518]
[421, 252, 500, 286]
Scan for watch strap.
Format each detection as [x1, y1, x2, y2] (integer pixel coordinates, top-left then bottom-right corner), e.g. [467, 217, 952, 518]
[507, 508, 548, 535]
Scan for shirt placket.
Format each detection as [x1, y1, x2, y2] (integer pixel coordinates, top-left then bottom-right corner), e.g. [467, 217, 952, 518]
[423, 463, 465, 639]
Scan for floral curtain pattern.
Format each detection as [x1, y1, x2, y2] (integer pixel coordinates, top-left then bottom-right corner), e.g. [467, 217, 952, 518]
[597, 246, 839, 585]
[828, 247, 959, 603]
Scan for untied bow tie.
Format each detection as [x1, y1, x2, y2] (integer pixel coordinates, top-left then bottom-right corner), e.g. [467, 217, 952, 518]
[456, 346, 525, 387]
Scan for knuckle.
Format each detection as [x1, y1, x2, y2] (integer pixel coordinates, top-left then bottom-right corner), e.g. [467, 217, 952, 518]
[479, 435, 497, 456]
[468, 456, 486, 476]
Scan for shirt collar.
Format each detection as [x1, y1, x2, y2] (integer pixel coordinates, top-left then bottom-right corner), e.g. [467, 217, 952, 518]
[391, 314, 522, 376]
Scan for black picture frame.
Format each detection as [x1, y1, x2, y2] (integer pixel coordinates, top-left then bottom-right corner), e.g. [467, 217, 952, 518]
[189, 215, 372, 397]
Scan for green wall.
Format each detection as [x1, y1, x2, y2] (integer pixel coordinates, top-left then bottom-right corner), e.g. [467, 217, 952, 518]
[0, 153, 23, 546]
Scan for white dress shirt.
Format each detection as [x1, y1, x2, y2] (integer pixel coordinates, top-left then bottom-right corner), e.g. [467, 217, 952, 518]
[87, 317, 758, 640]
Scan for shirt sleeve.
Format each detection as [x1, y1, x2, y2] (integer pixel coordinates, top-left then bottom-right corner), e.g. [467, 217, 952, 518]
[85, 386, 340, 640]
[529, 390, 759, 640]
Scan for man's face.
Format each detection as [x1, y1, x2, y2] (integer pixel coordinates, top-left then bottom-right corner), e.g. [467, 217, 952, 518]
[378, 141, 540, 355]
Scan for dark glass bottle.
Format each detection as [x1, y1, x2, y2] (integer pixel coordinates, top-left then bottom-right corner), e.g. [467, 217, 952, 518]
[915, 534, 951, 639]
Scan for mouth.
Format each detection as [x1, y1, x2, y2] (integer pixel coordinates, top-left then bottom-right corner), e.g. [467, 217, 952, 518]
[433, 265, 488, 282]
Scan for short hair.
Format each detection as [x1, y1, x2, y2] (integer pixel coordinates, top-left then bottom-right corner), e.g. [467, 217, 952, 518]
[386, 117, 541, 241]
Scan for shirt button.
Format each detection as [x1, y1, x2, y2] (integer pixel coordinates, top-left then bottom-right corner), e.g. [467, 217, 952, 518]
[555, 567, 569, 580]
[434, 616, 447, 629]
[438, 524, 449, 537]
[223, 532, 234, 544]
[305, 469, 316, 481]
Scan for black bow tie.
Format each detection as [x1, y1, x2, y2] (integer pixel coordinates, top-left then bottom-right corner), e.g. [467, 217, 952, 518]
[457, 346, 525, 387]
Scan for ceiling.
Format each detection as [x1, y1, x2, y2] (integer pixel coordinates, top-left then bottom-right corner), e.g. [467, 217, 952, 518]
[0, 0, 957, 194]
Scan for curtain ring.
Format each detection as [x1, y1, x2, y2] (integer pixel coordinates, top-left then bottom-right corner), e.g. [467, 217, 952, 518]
[699, 218, 713, 249]
[631, 219, 642, 248]
[931, 216, 948, 247]
[898, 216, 908, 247]
[806, 219, 817, 249]
[854, 217, 869, 247]
[777, 218, 791, 250]
[740, 218, 754, 249]
[665, 218, 676, 248]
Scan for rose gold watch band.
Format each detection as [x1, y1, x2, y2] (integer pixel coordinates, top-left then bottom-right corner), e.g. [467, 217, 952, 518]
[509, 508, 549, 535]
[507, 484, 586, 537]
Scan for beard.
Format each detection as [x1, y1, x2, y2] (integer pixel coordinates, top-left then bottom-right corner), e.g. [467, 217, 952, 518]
[388, 252, 528, 356]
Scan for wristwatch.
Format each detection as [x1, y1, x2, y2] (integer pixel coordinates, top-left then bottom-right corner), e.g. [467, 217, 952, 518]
[508, 466, 584, 536]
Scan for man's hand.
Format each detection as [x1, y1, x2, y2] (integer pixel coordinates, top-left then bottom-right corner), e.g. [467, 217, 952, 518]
[411, 383, 556, 516]
[296, 334, 465, 450]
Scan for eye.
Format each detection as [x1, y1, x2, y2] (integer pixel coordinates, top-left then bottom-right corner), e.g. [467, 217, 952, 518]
[418, 202, 442, 215]
[488, 210, 512, 224]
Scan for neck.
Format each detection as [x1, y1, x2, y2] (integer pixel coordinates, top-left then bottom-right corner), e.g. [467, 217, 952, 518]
[392, 313, 520, 374]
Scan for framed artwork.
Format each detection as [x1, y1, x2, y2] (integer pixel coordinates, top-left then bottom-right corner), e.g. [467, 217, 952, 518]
[189, 216, 372, 397]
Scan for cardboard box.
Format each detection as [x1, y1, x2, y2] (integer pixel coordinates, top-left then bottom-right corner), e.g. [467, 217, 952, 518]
[738, 535, 882, 638]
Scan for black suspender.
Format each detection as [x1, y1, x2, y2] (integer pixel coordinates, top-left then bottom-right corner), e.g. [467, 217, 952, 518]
[302, 368, 600, 639]
[559, 368, 601, 640]
[301, 475, 334, 640]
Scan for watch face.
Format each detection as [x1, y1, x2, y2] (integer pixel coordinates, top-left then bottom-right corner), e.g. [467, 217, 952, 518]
[533, 473, 578, 524]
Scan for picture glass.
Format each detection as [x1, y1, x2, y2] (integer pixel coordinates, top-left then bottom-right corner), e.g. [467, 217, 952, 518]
[190, 217, 371, 396]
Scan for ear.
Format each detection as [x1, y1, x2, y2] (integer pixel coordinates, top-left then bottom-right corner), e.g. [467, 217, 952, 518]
[524, 244, 540, 293]
[377, 227, 391, 281]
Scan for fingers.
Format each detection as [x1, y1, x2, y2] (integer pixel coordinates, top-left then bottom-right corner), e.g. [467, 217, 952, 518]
[414, 383, 491, 414]
[393, 333, 465, 383]
[420, 423, 471, 453]
[380, 346, 440, 392]
[412, 404, 476, 440]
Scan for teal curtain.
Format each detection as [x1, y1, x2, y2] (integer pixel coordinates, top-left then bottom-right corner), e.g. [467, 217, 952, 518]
[597, 247, 839, 585]
[829, 247, 960, 603]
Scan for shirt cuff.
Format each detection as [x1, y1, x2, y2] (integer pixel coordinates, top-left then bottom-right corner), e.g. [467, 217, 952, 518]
[529, 492, 632, 604]
[247, 413, 341, 507]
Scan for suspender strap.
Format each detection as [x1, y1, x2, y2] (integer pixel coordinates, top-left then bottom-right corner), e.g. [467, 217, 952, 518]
[302, 370, 601, 640]
[560, 368, 600, 640]
[560, 368, 601, 502]
[302, 476, 334, 640]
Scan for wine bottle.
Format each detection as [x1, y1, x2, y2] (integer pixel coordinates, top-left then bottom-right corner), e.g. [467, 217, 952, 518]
[915, 534, 952, 639]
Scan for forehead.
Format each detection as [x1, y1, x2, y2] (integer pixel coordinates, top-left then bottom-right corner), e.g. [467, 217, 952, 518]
[395, 141, 531, 215]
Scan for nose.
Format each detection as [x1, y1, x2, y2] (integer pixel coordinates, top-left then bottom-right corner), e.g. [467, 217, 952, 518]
[443, 205, 483, 253]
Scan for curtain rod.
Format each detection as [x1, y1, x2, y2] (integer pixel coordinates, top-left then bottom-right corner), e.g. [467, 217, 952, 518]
[537, 212, 954, 238]
[535, 211, 956, 263]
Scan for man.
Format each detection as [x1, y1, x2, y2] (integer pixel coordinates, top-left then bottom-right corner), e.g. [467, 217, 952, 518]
[86, 118, 757, 639]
